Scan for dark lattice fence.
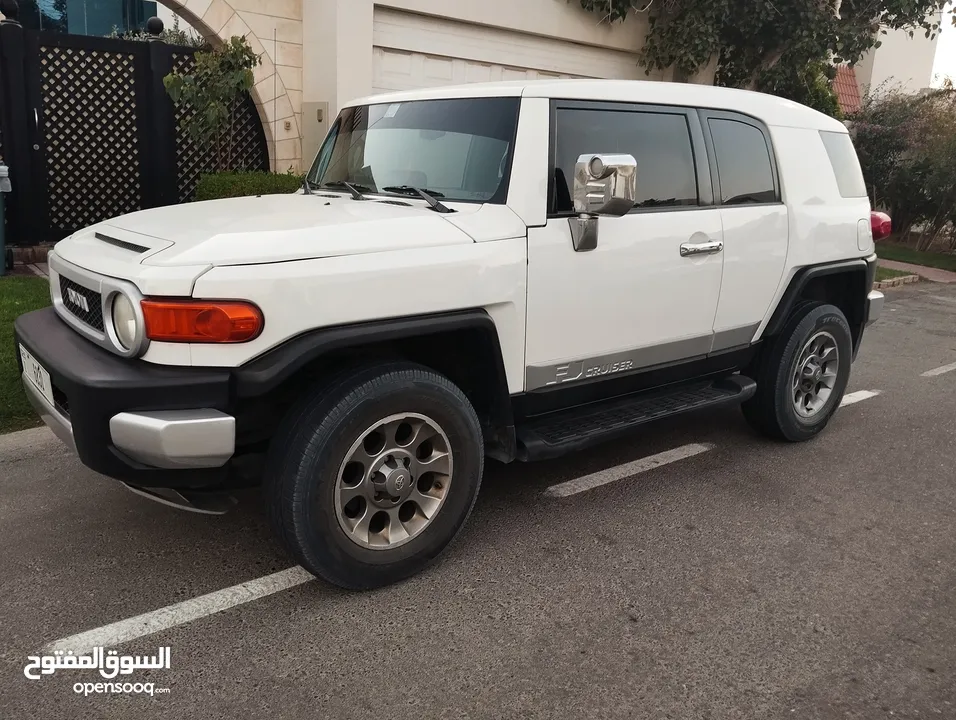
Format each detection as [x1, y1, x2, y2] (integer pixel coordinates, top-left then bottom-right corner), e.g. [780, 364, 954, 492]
[0, 122, 5, 258]
[171, 51, 268, 203]
[38, 42, 144, 233]
[0, 18, 269, 246]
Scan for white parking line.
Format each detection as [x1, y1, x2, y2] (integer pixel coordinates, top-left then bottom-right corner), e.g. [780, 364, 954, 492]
[840, 390, 881, 407]
[41, 388, 884, 652]
[921, 361, 956, 377]
[543, 443, 714, 498]
[44, 566, 314, 655]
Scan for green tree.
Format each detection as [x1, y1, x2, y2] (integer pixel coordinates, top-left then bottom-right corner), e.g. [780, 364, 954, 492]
[577, 0, 949, 114]
[761, 60, 843, 119]
[163, 36, 260, 172]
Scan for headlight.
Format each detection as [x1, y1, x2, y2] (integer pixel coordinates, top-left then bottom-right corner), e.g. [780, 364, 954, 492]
[112, 293, 138, 350]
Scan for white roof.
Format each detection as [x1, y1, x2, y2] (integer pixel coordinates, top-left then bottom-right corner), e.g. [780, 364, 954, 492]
[346, 79, 846, 132]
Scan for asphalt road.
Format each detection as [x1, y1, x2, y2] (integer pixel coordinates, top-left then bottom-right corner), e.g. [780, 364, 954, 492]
[1, 283, 955, 719]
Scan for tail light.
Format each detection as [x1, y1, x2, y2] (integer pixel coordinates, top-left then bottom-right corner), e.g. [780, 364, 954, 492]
[142, 299, 264, 343]
[871, 211, 892, 241]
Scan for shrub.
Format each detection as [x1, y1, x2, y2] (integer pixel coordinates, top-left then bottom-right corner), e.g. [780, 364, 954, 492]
[194, 171, 304, 201]
[849, 85, 956, 248]
[164, 36, 261, 172]
[108, 16, 208, 49]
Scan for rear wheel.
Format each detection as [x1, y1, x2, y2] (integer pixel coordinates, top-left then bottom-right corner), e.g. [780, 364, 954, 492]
[743, 302, 852, 442]
[264, 363, 484, 589]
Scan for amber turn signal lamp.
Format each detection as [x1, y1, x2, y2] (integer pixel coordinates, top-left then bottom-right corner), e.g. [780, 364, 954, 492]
[141, 299, 264, 343]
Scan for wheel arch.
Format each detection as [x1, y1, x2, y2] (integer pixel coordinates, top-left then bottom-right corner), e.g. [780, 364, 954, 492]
[763, 256, 875, 353]
[234, 309, 517, 462]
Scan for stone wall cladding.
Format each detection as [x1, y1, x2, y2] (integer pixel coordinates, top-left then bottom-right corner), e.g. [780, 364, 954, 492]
[159, 0, 304, 171]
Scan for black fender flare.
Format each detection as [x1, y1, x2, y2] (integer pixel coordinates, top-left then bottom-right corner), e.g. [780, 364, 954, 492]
[764, 255, 875, 350]
[233, 309, 516, 459]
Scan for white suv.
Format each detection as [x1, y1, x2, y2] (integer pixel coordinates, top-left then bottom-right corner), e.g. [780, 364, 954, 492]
[15, 80, 884, 589]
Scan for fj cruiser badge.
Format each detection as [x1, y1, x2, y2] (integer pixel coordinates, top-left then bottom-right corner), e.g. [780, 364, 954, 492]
[547, 358, 635, 386]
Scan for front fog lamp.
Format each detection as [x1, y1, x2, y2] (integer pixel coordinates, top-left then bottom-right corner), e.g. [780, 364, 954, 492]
[112, 293, 138, 350]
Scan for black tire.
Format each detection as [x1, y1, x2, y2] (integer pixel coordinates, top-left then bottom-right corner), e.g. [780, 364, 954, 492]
[264, 362, 484, 590]
[742, 302, 853, 442]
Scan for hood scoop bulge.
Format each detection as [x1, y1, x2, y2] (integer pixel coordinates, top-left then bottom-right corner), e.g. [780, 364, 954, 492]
[94, 232, 149, 254]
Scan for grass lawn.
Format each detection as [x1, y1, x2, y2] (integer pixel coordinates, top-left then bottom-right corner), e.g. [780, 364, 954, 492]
[1, 276, 51, 434]
[875, 266, 915, 282]
[875, 243, 956, 273]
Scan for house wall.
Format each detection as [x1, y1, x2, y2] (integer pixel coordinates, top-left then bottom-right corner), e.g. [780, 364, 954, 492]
[301, 0, 670, 168]
[304, 0, 656, 112]
[142, 0, 672, 171]
[856, 13, 942, 96]
[155, 3, 202, 39]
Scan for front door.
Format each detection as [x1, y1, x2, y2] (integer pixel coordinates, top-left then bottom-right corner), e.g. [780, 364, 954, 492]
[524, 101, 724, 392]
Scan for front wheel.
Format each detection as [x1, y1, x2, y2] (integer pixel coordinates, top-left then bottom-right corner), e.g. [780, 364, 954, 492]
[743, 302, 853, 442]
[264, 363, 484, 590]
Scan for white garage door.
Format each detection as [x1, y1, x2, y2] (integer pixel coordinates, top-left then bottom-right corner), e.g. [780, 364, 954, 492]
[372, 8, 656, 94]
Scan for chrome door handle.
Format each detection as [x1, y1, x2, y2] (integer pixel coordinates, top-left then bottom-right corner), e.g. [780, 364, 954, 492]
[680, 240, 723, 257]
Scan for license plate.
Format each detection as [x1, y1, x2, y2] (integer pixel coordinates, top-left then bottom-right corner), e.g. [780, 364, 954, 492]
[19, 344, 55, 408]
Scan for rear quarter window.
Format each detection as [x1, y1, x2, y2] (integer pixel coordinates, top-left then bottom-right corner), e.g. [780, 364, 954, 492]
[819, 131, 868, 198]
[708, 118, 778, 205]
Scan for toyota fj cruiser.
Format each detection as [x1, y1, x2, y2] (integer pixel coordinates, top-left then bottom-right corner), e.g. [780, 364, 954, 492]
[14, 80, 884, 589]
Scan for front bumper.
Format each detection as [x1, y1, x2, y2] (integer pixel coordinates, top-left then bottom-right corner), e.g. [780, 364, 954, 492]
[865, 289, 884, 326]
[15, 308, 234, 488]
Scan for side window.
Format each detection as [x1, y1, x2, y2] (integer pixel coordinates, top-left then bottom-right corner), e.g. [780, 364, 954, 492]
[553, 108, 699, 214]
[708, 118, 777, 205]
[819, 130, 868, 198]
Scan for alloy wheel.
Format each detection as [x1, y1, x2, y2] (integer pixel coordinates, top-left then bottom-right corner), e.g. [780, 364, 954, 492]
[334, 413, 453, 550]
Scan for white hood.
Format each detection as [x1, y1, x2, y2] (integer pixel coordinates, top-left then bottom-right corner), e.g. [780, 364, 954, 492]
[51, 193, 528, 295]
[83, 193, 482, 267]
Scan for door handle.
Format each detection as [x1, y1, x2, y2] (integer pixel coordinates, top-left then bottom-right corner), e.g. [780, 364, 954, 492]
[680, 240, 723, 257]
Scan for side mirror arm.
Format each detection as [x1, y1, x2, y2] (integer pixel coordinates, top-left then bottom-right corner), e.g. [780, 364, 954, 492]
[569, 215, 599, 252]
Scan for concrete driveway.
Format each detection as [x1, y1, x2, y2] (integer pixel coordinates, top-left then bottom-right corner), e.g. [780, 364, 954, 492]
[1, 282, 955, 719]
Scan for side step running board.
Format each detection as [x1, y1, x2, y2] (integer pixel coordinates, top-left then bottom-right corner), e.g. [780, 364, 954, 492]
[516, 375, 756, 462]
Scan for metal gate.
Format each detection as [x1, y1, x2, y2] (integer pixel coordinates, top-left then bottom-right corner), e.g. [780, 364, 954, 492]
[0, 5, 269, 246]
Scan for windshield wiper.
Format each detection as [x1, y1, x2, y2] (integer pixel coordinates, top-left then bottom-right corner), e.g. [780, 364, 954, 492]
[383, 185, 447, 198]
[302, 176, 314, 195]
[321, 181, 372, 201]
[382, 186, 455, 214]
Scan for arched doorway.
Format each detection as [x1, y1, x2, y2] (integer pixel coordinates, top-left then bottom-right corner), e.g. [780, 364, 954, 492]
[156, 0, 302, 172]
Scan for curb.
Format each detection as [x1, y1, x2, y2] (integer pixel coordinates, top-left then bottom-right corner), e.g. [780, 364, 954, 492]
[873, 274, 920, 290]
[10, 244, 54, 266]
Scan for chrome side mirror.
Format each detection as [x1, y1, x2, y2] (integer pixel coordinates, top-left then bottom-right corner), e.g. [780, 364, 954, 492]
[573, 154, 638, 216]
[569, 153, 638, 252]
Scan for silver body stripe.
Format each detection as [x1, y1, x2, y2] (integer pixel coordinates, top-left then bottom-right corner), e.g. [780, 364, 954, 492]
[525, 323, 761, 391]
[710, 323, 761, 352]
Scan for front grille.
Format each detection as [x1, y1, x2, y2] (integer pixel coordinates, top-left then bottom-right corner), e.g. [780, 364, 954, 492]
[59, 276, 104, 331]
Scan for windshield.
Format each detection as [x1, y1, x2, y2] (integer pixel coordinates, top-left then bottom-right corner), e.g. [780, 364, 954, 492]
[306, 97, 520, 204]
